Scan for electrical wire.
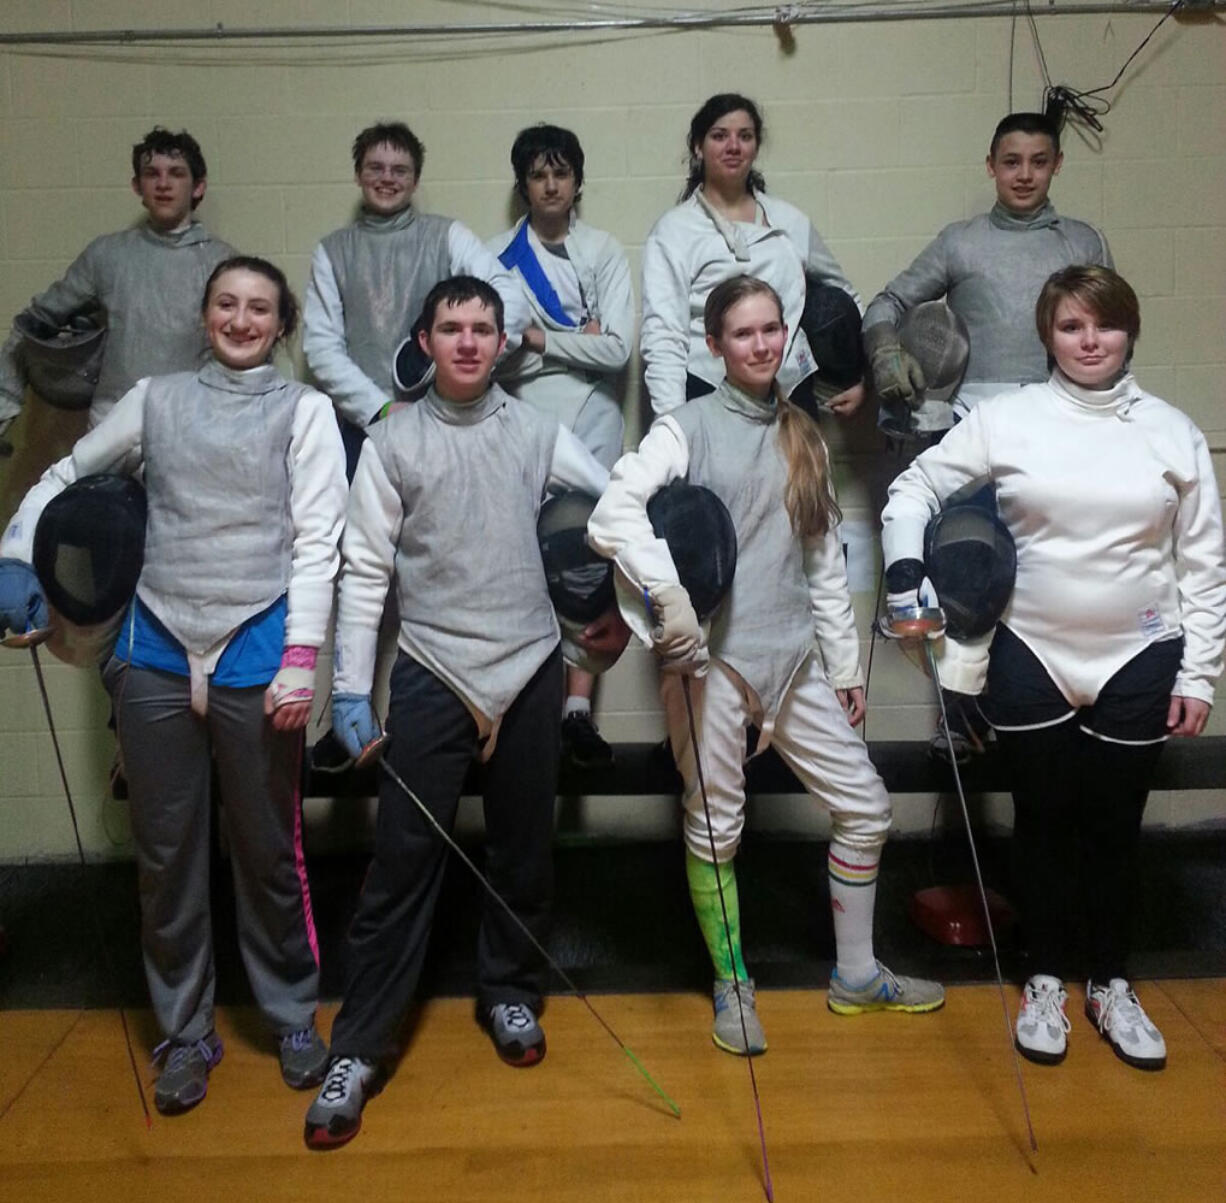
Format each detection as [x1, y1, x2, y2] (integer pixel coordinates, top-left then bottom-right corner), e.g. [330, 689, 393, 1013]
[1024, 0, 1185, 136]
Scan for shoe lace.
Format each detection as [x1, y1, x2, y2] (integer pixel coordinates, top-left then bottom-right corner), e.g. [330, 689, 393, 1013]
[319, 1057, 361, 1103]
[1026, 982, 1071, 1033]
[281, 1028, 317, 1053]
[498, 1003, 535, 1032]
[151, 1036, 212, 1073]
[1093, 984, 1142, 1034]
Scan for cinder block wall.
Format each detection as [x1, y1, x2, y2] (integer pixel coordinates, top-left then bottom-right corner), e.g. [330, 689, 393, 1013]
[0, 4, 1222, 858]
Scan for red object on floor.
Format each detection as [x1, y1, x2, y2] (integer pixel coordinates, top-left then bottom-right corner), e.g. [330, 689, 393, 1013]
[910, 885, 1016, 947]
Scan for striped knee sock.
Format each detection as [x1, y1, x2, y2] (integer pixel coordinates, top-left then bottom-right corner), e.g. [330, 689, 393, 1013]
[828, 841, 880, 984]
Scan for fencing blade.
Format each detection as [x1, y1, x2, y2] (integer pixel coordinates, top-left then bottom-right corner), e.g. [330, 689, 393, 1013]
[923, 638, 1037, 1155]
[680, 675, 774, 1202]
[376, 755, 681, 1119]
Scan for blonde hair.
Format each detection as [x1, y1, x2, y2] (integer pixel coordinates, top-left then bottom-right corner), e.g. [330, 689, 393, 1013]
[704, 276, 841, 540]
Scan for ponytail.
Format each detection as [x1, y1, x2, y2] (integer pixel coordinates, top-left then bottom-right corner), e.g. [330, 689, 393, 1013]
[775, 392, 840, 540]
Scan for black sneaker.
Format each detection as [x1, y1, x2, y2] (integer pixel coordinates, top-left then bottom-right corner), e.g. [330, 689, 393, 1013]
[480, 1002, 547, 1067]
[561, 711, 614, 769]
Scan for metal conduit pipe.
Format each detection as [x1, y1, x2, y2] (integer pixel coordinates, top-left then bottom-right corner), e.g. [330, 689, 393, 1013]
[0, 2, 1208, 47]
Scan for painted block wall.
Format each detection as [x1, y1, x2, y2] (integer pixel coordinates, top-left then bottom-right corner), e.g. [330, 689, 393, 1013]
[0, 3, 1222, 858]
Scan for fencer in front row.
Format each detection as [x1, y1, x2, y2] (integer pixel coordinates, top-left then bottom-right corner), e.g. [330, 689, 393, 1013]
[305, 276, 619, 1150]
[881, 265, 1226, 1071]
[0, 256, 347, 1114]
[589, 276, 944, 1057]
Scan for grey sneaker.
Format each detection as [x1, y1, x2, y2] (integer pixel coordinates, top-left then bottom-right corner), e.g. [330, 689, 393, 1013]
[152, 1031, 224, 1115]
[481, 1002, 546, 1067]
[828, 961, 946, 1015]
[711, 978, 767, 1056]
[304, 1056, 384, 1149]
[279, 1025, 329, 1089]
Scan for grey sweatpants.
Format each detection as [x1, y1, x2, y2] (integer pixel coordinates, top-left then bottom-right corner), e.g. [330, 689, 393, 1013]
[104, 661, 320, 1043]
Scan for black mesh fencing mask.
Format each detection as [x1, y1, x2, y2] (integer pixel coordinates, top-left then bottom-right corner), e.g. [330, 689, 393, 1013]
[538, 490, 615, 625]
[15, 309, 107, 411]
[646, 481, 737, 623]
[32, 474, 146, 627]
[924, 500, 1016, 641]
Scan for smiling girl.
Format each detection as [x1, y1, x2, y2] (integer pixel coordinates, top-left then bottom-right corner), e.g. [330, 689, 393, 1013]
[881, 265, 1226, 1071]
[0, 256, 347, 1113]
[640, 94, 863, 419]
[590, 276, 943, 1056]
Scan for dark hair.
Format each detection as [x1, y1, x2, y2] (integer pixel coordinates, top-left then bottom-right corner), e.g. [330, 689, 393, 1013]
[989, 112, 1061, 159]
[704, 276, 839, 540]
[351, 122, 425, 178]
[131, 128, 207, 207]
[510, 124, 585, 204]
[202, 256, 300, 343]
[682, 93, 766, 201]
[420, 275, 504, 334]
[703, 274, 782, 341]
[1035, 264, 1140, 356]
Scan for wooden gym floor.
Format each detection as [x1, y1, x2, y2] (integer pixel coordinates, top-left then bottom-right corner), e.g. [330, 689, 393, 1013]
[0, 980, 1220, 1202]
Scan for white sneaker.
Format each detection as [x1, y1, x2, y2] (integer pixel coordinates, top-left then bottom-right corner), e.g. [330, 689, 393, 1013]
[1014, 974, 1070, 1065]
[1085, 979, 1166, 1071]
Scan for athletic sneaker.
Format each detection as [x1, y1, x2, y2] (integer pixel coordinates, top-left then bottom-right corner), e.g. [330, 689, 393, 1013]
[1085, 979, 1166, 1071]
[711, 978, 767, 1056]
[827, 961, 946, 1015]
[1014, 974, 1071, 1065]
[304, 1056, 385, 1149]
[152, 1031, 224, 1115]
[561, 710, 614, 770]
[480, 1002, 547, 1067]
[279, 1025, 330, 1089]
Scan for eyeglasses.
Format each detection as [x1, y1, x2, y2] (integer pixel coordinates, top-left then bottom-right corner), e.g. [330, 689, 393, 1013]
[360, 163, 414, 181]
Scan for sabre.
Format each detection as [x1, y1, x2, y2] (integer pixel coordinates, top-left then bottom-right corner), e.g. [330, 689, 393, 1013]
[680, 675, 774, 1203]
[3, 626, 153, 1129]
[375, 753, 681, 1119]
[882, 604, 1038, 1155]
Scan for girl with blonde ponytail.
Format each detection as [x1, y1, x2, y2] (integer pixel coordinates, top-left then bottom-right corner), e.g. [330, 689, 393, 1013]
[589, 277, 943, 1058]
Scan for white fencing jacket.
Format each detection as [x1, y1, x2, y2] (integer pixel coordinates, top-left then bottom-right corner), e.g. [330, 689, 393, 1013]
[641, 189, 859, 415]
[881, 371, 1226, 705]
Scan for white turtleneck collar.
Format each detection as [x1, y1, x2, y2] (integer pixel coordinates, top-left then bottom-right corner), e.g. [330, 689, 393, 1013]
[1049, 367, 1143, 417]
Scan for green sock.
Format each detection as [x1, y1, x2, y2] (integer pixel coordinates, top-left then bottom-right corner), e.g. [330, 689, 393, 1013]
[686, 850, 749, 982]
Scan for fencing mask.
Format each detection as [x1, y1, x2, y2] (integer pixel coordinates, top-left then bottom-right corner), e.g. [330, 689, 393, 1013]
[15, 310, 107, 411]
[646, 481, 737, 624]
[880, 301, 970, 438]
[796, 282, 865, 415]
[537, 489, 619, 674]
[923, 499, 1016, 641]
[32, 474, 146, 665]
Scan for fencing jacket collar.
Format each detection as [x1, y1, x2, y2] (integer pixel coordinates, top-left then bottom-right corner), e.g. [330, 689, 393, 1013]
[356, 203, 417, 233]
[988, 200, 1057, 232]
[421, 384, 504, 426]
[1049, 367, 1142, 417]
[719, 379, 777, 424]
[198, 357, 285, 397]
[138, 219, 215, 250]
[693, 187, 765, 262]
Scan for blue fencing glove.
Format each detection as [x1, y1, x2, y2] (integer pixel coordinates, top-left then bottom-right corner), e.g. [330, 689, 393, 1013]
[331, 692, 381, 761]
[0, 558, 49, 637]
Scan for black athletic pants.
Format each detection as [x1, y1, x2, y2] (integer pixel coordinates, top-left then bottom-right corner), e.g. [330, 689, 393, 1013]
[329, 647, 563, 1062]
[981, 626, 1182, 983]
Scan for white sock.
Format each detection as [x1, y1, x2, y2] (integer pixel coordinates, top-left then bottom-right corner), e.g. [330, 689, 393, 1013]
[563, 696, 591, 718]
[828, 841, 880, 984]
